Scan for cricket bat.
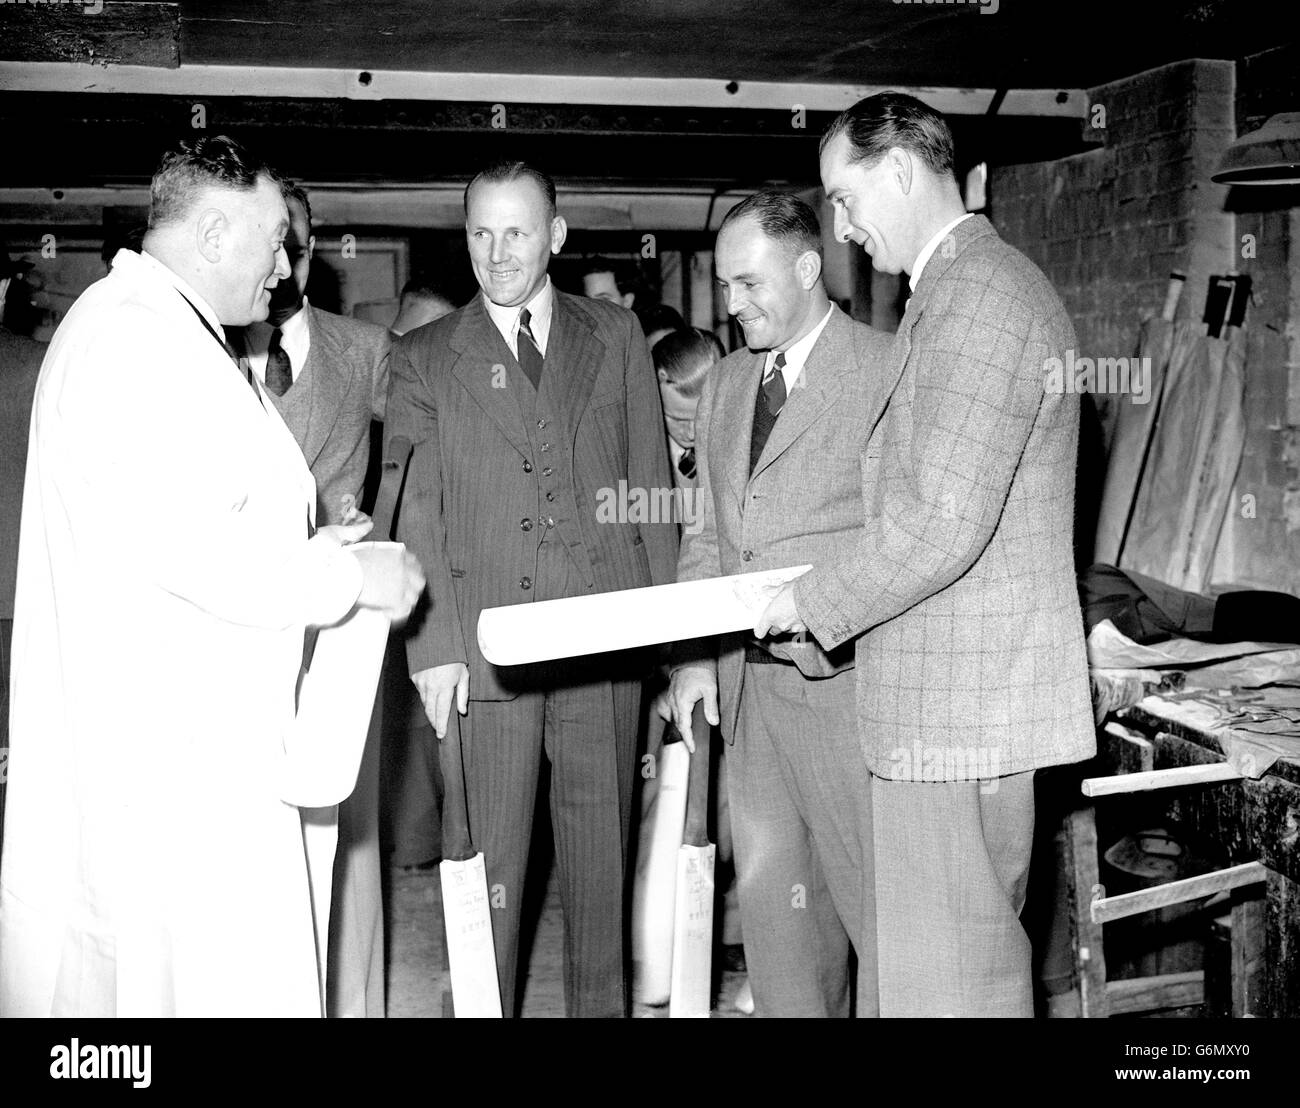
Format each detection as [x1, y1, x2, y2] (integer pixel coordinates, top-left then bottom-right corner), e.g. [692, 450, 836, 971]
[669, 702, 715, 1019]
[477, 564, 811, 666]
[439, 713, 503, 1018]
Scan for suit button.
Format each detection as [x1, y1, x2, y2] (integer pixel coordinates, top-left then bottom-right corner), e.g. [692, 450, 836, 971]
[520, 518, 533, 531]
[537, 418, 547, 429]
[520, 576, 532, 590]
[545, 491, 555, 502]
[522, 460, 533, 473]
[542, 466, 553, 477]
[539, 442, 551, 453]
[741, 550, 753, 562]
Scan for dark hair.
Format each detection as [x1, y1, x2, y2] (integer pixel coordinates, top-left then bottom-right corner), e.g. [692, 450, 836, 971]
[400, 277, 456, 307]
[464, 160, 556, 218]
[100, 222, 146, 267]
[821, 91, 955, 177]
[718, 191, 822, 262]
[653, 327, 723, 400]
[635, 302, 685, 339]
[281, 180, 313, 231]
[148, 135, 277, 230]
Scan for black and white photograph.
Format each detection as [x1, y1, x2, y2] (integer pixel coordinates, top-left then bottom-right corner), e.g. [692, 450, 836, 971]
[0, 0, 1297, 1083]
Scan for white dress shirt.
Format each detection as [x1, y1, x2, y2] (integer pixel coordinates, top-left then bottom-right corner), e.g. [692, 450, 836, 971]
[484, 277, 555, 359]
[910, 212, 974, 290]
[765, 303, 835, 395]
[245, 298, 312, 385]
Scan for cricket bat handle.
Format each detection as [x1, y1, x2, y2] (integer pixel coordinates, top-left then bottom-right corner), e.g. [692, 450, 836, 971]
[371, 435, 412, 541]
[438, 712, 476, 863]
[680, 702, 712, 849]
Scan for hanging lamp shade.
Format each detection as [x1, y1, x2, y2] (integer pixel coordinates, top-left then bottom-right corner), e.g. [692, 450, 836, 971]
[1212, 112, 1300, 185]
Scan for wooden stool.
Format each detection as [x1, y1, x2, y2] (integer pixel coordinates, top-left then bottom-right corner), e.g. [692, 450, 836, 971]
[1062, 722, 1266, 1017]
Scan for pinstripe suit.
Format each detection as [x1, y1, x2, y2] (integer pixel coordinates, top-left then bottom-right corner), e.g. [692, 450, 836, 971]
[794, 215, 1095, 1016]
[386, 290, 677, 1016]
[677, 305, 893, 1016]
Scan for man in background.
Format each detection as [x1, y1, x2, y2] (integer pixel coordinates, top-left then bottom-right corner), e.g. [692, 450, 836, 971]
[0, 135, 422, 1016]
[232, 180, 393, 1019]
[386, 160, 677, 1016]
[581, 257, 637, 311]
[391, 278, 456, 338]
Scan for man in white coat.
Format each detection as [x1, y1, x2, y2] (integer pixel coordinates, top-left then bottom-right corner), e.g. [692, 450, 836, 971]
[0, 135, 423, 1017]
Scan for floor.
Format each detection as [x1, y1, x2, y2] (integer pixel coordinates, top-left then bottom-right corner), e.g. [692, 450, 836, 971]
[384, 857, 752, 1018]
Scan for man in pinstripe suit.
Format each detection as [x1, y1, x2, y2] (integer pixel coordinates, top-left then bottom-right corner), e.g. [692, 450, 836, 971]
[759, 93, 1095, 1016]
[385, 161, 678, 1017]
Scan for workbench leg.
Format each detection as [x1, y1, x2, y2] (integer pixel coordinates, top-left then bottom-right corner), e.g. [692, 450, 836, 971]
[1265, 870, 1299, 1018]
[1064, 806, 1109, 1018]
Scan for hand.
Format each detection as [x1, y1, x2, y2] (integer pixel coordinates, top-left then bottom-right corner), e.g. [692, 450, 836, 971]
[316, 517, 373, 547]
[354, 545, 425, 623]
[412, 663, 469, 739]
[663, 665, 719, 753]
[754, 582, 806, 638]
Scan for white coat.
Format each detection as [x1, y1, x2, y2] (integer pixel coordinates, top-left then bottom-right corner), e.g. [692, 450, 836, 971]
[0, 250, 363, 1017]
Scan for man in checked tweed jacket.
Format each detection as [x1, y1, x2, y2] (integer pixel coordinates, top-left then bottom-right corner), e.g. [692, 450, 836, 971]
[758, 93, 1095, 1016]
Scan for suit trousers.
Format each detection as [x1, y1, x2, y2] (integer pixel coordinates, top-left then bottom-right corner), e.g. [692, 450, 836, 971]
[462, 662, 641, 1018]
[729, 660, 877, 1017]
[871, 770, 1036, 1017]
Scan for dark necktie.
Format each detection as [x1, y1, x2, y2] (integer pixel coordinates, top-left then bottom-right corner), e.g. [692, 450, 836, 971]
[677, 447, 696, 480]
[763, 352, 788, 415]
[517, 308, 544, 389]
[265, 328, 293, 397]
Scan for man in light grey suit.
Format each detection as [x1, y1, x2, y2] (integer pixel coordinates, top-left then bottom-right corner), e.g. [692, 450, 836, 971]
[759, 92, 1095, 1017]
[664, 192, 891, 1017]
[235, 181, 391, 1018]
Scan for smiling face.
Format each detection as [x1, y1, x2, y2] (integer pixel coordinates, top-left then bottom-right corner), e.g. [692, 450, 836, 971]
[820, 131, 911, 276]
[268, 191, 314, 326]
[466, 177, 566, 308]
[210, 174, 291, 326]
[714, 215, 817, 353]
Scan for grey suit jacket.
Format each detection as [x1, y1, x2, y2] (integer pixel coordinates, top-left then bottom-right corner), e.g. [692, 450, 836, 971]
[386, 290, 678, 700]
[1, 327, 46, 619]
[296, 305, 390, 526]
[675, 304, 893, 743]
[235, 305, 390, 527]
[795, 216, 1095, 777]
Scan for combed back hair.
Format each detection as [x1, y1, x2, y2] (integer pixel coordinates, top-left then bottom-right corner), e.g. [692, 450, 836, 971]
[464, 160, 557, 218]
[148, 135, 276, 230]
[400, 277, 456, 309]
[281, 180, 313, 230]
[820, 91, 955, 177]
[654, 327, 724, 400]
[635, 301, 685, 339]
[718, 191, 823, 262]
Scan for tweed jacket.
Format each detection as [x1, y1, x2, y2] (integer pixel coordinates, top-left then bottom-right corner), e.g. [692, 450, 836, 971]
[675, 304, 893, 743]
[386, 289, 678, 700]
[795, 216, 1095, 778]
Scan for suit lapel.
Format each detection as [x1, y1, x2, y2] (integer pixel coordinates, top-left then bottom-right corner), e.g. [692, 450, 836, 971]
[543, 291, 605, 430]
[721, 349, 764, 506]
[749, 307, 852, 482]
[450, 295, 531, 457]
[300, 304, 348, 467]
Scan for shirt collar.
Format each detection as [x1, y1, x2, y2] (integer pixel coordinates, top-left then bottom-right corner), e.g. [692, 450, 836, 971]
[767, 303, 835, 377]
[483, 276, 554, 353]
[909, 212, 974, 291]
[132, 248, 228, 343]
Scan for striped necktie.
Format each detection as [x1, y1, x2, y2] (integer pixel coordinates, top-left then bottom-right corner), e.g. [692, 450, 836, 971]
[517, 307, 544, 389]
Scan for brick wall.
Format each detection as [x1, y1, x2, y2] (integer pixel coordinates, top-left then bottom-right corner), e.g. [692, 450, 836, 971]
[994, 53, 1300, 593]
